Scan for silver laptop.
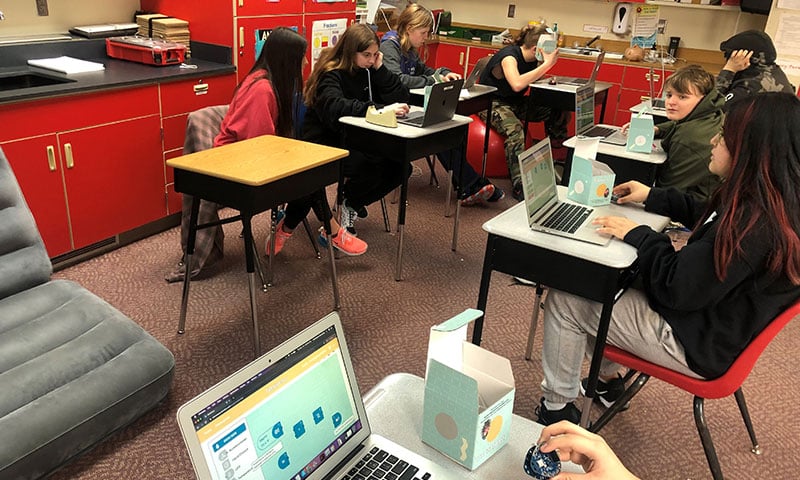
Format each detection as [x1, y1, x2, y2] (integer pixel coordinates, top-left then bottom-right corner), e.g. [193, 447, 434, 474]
[551, 51, 605, 86]
[177, 312, 461, 480]
[463, 55, 490, 90]
[574, 83, 627, 145]
[398, 78, 463, 127]
[648, 66, 666, 110]
[518, 137, 612, 246]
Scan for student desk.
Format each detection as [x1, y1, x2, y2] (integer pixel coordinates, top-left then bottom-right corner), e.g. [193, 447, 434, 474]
[472, 189, 669, 427]
[364, 373, 584, 479]
[561, 133, 667, 187]
[410, 84, 498, 215]
[167, 135, 348, 357]
[528, 80, 614, 125]
[339, 112, 472, 281]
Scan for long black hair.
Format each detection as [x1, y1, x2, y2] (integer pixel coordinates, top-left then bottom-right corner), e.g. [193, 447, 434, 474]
[248, 27, 307, 138]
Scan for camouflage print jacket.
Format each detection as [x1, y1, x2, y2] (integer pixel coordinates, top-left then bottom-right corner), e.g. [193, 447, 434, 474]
[716, 58, 795, 108]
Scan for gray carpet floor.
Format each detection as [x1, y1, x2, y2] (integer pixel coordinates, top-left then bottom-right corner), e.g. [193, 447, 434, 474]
[49, 163, 798, 479]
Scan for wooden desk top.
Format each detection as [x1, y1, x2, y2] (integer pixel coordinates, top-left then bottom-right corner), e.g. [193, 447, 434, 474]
[166, 135, 348, 187]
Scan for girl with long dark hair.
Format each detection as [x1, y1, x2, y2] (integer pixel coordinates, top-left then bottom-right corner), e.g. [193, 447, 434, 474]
[535, 92, 800, 425]
[216, 27, 367, 257]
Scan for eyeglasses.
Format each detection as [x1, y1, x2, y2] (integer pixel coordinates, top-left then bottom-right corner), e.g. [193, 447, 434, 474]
[523, 442, 561, 479]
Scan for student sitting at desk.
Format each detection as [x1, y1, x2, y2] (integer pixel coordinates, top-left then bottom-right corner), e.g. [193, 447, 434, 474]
[623, 65, 724, 202]
[214, 28, 367, 257]
[478, 23, 571, 201]
[716, 30, 795, 109]
[303, 23, 411, 237]
[535, 93, 800, 425]
[380, 3, 504, 206]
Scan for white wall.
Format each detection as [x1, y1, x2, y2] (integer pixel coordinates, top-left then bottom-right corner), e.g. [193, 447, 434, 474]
[426, 0, 766, 51]
[0, 0, 140, 37]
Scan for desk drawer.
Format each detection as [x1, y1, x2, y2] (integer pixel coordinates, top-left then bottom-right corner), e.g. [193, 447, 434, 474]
[160, 75, 236, 117]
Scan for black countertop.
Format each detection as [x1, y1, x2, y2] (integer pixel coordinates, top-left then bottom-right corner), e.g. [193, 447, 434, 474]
[0, 37, 235, 105]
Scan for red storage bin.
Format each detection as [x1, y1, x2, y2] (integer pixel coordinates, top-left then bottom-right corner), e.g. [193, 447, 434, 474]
[106, 36, 186, 66]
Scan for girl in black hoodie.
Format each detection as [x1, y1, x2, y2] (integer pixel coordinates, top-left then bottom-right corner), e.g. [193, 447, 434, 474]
[303, 23, 410, 236]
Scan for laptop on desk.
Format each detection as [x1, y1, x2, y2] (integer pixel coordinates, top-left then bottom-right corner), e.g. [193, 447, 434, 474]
[551, 51, 605, 86]
[574, 83, 627, 145]
[518, 137, 612, 246]
[462, 55, 490, 90]
[177, 312, 461, 480]
[398, 78, 464, 128]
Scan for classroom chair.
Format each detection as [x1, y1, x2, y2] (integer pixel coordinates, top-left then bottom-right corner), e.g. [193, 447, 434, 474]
[591, 299, 800, 480]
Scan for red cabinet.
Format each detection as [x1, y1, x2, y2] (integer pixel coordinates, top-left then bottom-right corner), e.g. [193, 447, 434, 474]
[1, 136, 72, 256]
[304, 13, 356, 76]
[236, 15, 304, 82]
[160, 75, 238, 214]
[435, 43, 467, 76]
[304, 0, 355, 14]
[0, 86, 163, 257]
[236, 0, 303, 16]
[616, 65, 672, 125]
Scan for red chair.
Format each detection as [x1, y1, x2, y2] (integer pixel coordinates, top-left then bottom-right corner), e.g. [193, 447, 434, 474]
[591, 300, 800, 480]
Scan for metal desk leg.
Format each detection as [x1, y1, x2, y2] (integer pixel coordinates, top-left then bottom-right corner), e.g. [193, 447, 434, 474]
[452, 134, 468, 251]
[524, 284, 546, 360]
[302, 217, 322, 259]
[580, 299, 615, 428]
[481, 100, 493, 178]
[444, 168, 453, 218]
[266, 209, 277, 287]
[394, 169, 410, 281]
[241, 213, 261, 358]
[178, 196, 201, 334]
[318, 190, 341, 310]
[472, 235, 496, 345]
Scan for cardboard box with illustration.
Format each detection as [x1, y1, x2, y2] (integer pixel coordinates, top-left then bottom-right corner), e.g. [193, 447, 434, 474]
[567, 137, 616, 207]
[421, 309, 515, 470]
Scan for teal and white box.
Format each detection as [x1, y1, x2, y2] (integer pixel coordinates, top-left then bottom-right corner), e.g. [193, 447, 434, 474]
[626, 113, 654, 153]
[567, 155, 616, 206]
[422, 309, 515, 470]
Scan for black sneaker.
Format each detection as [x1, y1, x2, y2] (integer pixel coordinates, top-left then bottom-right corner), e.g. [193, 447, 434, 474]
[534, 397, 581, 426]
[580, 374, 627, 409]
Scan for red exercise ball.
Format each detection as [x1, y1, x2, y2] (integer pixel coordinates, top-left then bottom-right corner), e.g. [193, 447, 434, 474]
[466, 115, 509, 178]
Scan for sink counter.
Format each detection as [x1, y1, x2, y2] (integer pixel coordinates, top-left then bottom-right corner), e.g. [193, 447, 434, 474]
[0, 37, 235, 105]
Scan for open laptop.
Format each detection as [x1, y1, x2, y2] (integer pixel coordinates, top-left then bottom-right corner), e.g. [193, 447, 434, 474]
[551, 51, 605, 86]
[177, 312, 461, 480]
[518, 137, 612, 245]
[648, 66, 667, 110]
[462, 55, 490, 90]
[398, 78, 463, 128]
[574, 83, 627, 145]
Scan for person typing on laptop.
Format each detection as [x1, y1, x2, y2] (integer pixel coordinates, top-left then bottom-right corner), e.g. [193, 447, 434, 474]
[303, 24, 411, 237]
[380, 3, 504, 206]
[621, 65, 724, 201]
[478, 23, 571, 201]
[535, 93, 800, 426]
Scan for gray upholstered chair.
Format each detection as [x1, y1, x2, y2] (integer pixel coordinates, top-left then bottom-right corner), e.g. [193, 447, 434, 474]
[0, 147, 175, 479]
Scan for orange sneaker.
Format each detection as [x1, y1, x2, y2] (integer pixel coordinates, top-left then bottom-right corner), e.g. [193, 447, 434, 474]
[266, 218, 292, 256]
[331, 228, 367, 256]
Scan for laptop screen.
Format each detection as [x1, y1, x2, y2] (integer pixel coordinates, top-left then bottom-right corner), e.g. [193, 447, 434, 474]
[519, 138, 558, 222]
[182, 318, 365, 480]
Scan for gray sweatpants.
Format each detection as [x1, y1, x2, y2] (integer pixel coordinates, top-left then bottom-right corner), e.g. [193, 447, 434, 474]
[540, 288, 703, 405]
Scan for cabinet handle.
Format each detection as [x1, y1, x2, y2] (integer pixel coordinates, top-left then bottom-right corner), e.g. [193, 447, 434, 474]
[239, 26, 245, 51]
[459, 52, 464, 66]
[238, 0, 244, 6]
[64, 143, 74, 169]
[193, 83, 209, 95]
[645, 72, 660, 82]
[46, 145, 57, 172]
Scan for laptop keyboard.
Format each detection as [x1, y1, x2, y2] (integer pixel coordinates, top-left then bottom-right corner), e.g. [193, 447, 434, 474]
[582, 125, 617, 138]
[541, 202, 593, 233]
[342, 446, 431, 480]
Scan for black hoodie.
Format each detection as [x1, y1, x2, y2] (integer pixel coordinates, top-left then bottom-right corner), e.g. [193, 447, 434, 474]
[302, 64, 409, 148]
[716, 30, 795, 106]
